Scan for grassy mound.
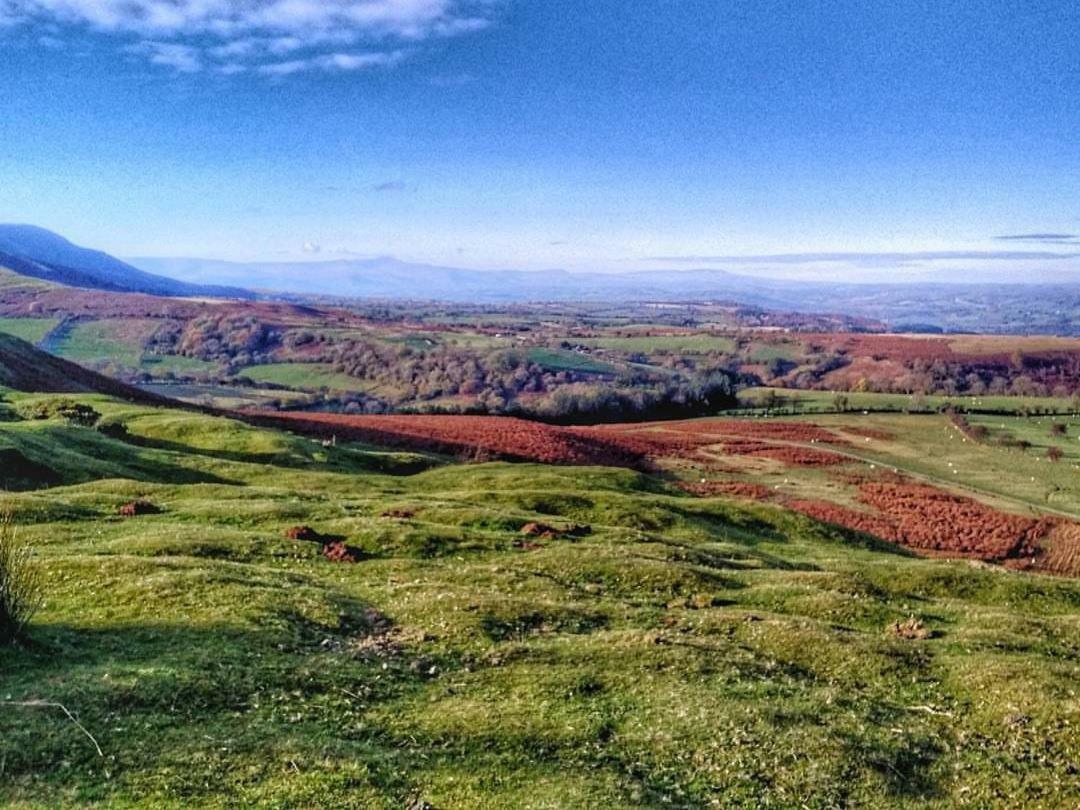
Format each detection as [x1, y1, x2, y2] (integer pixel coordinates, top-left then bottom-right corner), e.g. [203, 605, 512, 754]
[0, 395, 1077, 807]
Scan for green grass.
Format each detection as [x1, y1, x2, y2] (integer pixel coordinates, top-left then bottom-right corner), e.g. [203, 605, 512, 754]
[526, 348, 618, 374]
[787, 412, 1080, 519]
[235, 363, 371, 392]
[580, 334, 737, 354]
[53, 320, 160, 368]
[739, 387, 1079, 415]
[745, 341, 800, 363]
[137, 382, 312, 410]
[139, 354, 220, 376]
[0, 317, 60, 345]
[0, 395, 1078, 806]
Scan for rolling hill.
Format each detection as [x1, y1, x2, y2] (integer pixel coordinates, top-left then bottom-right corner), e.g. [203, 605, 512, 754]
[0, 331, 171, 403]
[0, 225, 253, 300]
[0, 385, 1077, 806]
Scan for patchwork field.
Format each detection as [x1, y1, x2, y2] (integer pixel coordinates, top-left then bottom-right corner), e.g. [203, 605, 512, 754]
[3, 282, 1079, 417]
[236, 362, 371, 392]
[1, 389, 1079, 808]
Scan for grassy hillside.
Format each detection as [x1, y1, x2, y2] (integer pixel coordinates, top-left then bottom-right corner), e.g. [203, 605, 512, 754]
[0, 317, 60, 344]
[53, 319, 161, 368]
[0, 393, 1078, 807]
[0, 333, 166, 400]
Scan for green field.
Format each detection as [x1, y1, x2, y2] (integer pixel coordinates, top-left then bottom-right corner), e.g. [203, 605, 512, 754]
[235, 363, 370, 392]
[580, 334, 738, 354]
[738, 387, 1080, 415]
[526, 348, 618, 374]
[794, 412, 1080, 519]
[0, 392, 1078, 807]
[138, 382, 312, 409]
[53, 319, 159, 368]
[140, 354, 220, 376]
[0, 317, 60, 345]
[745, 341, 800, 363]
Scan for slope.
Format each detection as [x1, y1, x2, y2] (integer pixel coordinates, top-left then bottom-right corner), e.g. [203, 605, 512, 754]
[0, 393, 1077, 807]
[0, 331, 173, 404]
[0, 225, 253, 300]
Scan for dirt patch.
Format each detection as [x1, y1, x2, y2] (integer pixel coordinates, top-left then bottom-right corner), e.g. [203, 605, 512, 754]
[889, 616, 932, 640]
[285, 525, 364, 563]
[520, 521, 591, 540]
[117, 500, 162, 517]
[322, 541, 361, 564]
[285, 525, 328, 542]
[679, 481, 773, 500]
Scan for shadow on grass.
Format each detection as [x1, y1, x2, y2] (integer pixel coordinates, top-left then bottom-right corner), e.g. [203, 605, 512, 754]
[8, 426, 235, 487]
[0, 604, 439, 805]
[115, 430, 438, 476]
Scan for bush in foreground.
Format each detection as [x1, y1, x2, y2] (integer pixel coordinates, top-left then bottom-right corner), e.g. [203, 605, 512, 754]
[0, 510, 43, 645]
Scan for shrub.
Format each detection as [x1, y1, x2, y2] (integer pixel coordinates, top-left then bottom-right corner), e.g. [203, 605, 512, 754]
[16, 399, 101, 427]
[0, 510, 43, 645]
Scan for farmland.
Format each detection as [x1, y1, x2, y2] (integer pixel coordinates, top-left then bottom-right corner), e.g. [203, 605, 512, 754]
[0, 386, 1078, 807]
[235, 362, 371, 392]
[738, 387, 1080, 415]
[2, 275, 1079, 418]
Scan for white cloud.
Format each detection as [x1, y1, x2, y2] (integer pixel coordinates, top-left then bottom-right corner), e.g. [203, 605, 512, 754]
[257, 49, 403, 75]
[1, 0, 497, 74]
[129, 41, 203, 73]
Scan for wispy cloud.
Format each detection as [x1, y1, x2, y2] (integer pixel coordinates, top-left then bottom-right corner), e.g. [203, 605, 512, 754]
[257, 49, 405, 76]
[994, 233, 1080, 245]
[128, 40, 202, 73]
[1, 1, 499, 75]
[372, 180, 408, 192]
[650, 250, 1080, 267]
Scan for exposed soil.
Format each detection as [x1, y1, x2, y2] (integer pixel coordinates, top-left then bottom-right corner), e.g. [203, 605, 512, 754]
[117, 500, 162, 517]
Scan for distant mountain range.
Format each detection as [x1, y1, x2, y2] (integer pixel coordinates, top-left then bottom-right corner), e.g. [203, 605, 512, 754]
[0, 225, 252, 299]
[128, 254, 1080, 334]
[0, 225, 1077, 333]
[129, 255, 812, 306]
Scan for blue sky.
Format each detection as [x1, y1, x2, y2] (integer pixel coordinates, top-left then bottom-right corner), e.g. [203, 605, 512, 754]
[1, 0, 1079, 278]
